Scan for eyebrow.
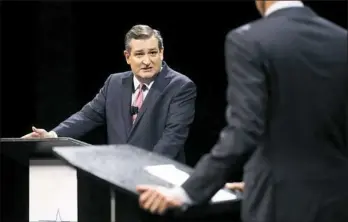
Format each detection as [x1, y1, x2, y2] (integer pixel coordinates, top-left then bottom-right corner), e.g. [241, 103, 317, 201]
[134, 48, 158, 53]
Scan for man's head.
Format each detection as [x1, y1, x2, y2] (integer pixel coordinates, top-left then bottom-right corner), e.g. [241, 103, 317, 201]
[124, 24, 164, 83]
[255, 0, 277, 16]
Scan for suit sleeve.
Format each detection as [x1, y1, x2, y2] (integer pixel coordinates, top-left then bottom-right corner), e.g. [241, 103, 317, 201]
[152, 81, 197, 159]
[181, 31, 268, 203]
[52, 75, 111, 138]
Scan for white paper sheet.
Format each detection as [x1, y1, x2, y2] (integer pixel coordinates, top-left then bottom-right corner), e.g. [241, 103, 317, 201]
[145, 164, 189, 186]
[144, 164, 237, 202]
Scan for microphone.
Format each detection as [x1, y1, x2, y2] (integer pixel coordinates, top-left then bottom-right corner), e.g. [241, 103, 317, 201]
[130, 106, 139, 115]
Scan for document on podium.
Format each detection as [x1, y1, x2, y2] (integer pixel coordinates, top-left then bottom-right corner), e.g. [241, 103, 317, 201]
[144, 164, 237, 202]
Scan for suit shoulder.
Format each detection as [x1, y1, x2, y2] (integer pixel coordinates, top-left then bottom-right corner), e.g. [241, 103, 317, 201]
[104, 71, 131, 84]
[229, 19, 262, 37]
[225, 20, 264, 46]
[227, 18, 284, 43]
[226, 18, 282, 53]
[108, 71, 132, 80]
[168, 68, 195, 87]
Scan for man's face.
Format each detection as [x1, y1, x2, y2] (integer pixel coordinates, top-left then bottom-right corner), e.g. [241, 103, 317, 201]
[124, 35, 164, 80]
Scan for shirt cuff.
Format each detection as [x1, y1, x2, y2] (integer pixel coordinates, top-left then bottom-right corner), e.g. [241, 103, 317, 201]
[170, 186, 194, 204]
[48, 131, 58, 138]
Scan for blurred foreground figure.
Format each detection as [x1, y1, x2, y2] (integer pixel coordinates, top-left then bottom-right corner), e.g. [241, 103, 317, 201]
[137, 1, 348, 222]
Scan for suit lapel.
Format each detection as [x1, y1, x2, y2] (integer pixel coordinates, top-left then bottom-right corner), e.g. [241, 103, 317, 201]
[127, 63, 171, 139]
[121, 73, 133, 137]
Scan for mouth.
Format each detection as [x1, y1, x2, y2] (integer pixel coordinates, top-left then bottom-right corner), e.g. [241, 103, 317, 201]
[141, 67, 153, 72]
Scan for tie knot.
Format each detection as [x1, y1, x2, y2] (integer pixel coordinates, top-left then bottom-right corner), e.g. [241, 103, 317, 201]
[139, 83, 147, 91]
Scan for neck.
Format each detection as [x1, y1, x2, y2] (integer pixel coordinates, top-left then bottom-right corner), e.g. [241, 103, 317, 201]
[262, 0, 303, 17]
[262, 1, 276, 16]
[135, 75, 156, 85]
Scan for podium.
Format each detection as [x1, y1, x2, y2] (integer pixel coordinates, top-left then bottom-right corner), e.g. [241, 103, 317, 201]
[0, 138, 111, 222]
[53, 144, 242, 222]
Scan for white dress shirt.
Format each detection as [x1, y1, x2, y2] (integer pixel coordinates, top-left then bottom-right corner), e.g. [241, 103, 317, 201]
[132, 76, 154, 105]
[265, 1, 304, 17]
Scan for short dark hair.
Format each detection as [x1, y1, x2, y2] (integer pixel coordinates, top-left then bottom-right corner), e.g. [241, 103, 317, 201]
[124, 24, 164, 52]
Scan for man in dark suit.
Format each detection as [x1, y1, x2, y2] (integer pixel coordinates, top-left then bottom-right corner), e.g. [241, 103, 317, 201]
[22, 24, 196, 163]
[137, 1, 348, 221]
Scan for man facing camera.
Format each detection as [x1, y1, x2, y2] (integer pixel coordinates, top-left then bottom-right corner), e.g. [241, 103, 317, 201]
[22, 24, 197, 163]
[137, 1, 348, 222]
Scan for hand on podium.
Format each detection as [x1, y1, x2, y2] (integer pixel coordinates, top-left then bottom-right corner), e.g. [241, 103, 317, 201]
[225, 182, 244, 191]
[136, 185, 184, 215]
[21, 126, 58, 139]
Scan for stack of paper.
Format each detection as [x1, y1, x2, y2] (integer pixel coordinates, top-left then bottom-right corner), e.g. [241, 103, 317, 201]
[144, 164, 237, 202]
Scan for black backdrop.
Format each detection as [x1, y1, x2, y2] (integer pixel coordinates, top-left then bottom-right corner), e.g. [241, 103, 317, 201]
[1, 2, 347, 173]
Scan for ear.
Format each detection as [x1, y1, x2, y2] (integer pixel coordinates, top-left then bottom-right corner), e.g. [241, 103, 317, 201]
[124, 50, 130, 64]
[160, 48, 164, 61]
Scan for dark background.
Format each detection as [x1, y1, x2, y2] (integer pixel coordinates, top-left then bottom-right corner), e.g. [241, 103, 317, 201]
[1, 1, 347, 173]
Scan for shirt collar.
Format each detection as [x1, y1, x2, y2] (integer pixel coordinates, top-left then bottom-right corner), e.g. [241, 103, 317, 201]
[265, 1, 304, 17]
[133, 76, 154, 91]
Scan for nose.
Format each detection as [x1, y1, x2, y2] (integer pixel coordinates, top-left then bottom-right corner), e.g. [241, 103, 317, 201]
[142, 55, 151, 65]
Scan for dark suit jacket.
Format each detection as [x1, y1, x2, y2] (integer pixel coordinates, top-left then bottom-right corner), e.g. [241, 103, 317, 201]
[52, 62, 196, 163]
[182, 7, 348, 222]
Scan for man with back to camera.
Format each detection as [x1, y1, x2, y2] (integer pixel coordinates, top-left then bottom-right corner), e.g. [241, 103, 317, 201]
[136, 1, 348, 222]
[22, 24, 197, 163]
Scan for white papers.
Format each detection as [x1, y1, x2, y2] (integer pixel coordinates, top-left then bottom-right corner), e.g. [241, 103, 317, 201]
[144, 164, 237, 202]
[144, 164, 189, 186]
[211, 189, 237, 202]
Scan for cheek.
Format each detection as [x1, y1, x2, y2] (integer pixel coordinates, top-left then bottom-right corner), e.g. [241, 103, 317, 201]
[130, 60, 141, 68]
[152, 57, 162, 65]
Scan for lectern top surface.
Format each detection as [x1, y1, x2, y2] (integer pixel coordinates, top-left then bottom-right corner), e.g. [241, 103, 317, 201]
[54, 145, 191, 193]
[0, 138, 89, 159]
[1, 137, 89, 145]
[53, 144, 239, 204]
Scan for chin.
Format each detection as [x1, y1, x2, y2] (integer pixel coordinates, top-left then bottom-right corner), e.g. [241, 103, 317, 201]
[139, 71, 157, 79]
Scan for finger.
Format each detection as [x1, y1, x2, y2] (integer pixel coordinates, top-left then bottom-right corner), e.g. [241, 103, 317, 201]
[158, 196, 169, 215]
[158, 197, 181, 215]
[225, 182, 245, 190]
[225, 182, 239, 189]
[32, 126, 48, 135]
[139, 189, 154, 207]
[169, 198, 182, 206]
[32, 132, 40, 137]
[21, 134, 31, 138]
[21, 132, 40, 138]
[148, 192, 163, 214]
[143, 190, 159, 210]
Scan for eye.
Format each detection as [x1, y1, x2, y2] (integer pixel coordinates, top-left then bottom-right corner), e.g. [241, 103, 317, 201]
[150, 51, 158, 55]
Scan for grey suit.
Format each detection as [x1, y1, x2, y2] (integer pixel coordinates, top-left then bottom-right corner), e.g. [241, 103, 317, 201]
[53, 62, 196, 162]
[181, 7, 348, 222]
